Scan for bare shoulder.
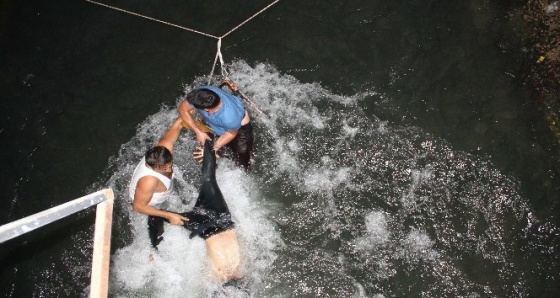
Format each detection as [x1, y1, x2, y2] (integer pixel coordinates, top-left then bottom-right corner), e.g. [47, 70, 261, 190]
[136, 175, 159, 191]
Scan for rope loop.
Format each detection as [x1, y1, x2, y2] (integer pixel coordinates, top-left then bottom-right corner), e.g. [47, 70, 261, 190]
[207, 38, 229, 85]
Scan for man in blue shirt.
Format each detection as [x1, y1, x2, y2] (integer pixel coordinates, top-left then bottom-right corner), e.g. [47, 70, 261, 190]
[178, 83, 254, 171]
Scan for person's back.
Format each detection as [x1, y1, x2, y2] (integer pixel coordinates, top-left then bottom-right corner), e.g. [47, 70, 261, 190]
[205, 229, 241, 281]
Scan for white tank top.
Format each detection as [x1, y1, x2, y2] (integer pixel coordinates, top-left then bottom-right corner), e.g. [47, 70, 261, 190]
[129, 157, 173, 207]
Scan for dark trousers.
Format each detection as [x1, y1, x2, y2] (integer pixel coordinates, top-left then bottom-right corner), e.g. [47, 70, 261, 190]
[220, 122, 254, 171]
[148, 215, 165, 249]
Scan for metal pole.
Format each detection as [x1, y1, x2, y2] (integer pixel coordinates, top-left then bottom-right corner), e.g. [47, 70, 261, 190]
[0, 189, 110, 243]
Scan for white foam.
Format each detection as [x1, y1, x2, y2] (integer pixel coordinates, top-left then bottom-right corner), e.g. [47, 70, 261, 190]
[364, 211, 390, 245]
[108, 99, 283, 296]
[303, 164, 351, 193]
[101, 60, 533, 297]
[403, 229, 439, 261]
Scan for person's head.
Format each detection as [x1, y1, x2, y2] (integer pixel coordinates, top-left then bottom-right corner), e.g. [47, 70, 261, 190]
[145, 146, 173, 174]
[186, 89, 220, 110]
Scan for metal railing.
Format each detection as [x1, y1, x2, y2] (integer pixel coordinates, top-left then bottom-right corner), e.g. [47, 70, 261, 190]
[0, 188, 115, 298]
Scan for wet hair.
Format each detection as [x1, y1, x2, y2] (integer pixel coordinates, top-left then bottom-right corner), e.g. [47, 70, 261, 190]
[145, 146, 173, 167]
[186, 89, 220, 109]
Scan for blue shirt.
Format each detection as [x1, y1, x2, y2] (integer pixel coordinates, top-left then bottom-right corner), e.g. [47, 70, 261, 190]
[191, 85, 245, 136]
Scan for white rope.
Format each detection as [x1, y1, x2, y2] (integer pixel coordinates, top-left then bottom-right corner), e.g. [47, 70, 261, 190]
[238, 90, 266, 117]
[220, 0, 282, 39]
[84, 0, 220, 39]
[85, 0, 281, 114]
[211, 0, 282, 82]
[84, 0, 281, 42]
[207, 38, 228, 85]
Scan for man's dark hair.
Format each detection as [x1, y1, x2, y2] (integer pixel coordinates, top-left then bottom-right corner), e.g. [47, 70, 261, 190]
[145, 146, 173, 167]
[186, 89, 220, 109]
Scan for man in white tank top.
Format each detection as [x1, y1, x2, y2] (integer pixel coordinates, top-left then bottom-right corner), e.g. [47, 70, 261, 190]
[129, 117, 188, 250]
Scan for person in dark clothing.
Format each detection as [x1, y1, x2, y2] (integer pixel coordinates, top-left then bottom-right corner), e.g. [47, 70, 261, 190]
[179, 140, 242, 281]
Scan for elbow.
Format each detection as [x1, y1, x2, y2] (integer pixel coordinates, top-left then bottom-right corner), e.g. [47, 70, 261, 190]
[178, 101, 192, 114]
[177, 103, 187, 116]
[132, 203, 143, 214]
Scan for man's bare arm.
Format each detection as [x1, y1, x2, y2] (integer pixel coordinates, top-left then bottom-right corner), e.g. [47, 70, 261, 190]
[178, 100, 211, 145]
[157, 117, 184, 154]
[132, 176, 187, 225]
[214, 129, 239, 152]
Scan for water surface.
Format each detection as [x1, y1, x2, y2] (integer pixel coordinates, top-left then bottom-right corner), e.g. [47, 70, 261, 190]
[0, 0, 559, 297]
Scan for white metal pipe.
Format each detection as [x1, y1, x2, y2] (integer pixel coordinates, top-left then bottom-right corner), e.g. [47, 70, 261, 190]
[0, 189, 111, 243]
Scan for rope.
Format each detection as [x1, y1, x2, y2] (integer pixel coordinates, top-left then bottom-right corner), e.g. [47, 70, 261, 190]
[84, 0, 219, 39]
[209, 0, 282, 82]
[85, 0, 281, 115]
[238, 90, 266, 117]
[205, 0, 282, 84]
[207, 38, 228, 85]
[221, 0, 282, 39]
[84, 0, 281, 41]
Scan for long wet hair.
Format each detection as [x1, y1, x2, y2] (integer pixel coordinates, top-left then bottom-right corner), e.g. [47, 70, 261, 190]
[186, 89, 220, 109]
[145, 146, 172, 167]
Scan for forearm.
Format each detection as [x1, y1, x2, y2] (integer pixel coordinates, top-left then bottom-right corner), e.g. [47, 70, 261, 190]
[161, 118, 182, 141]
[133, 204, 173, 221]
[178, 102, 204, 135]
[214, 130, 238, 151]
[157, 117, 184, 152]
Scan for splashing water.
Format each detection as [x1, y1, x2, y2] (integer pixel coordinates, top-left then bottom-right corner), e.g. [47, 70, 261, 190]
[98, 61, 557, 297]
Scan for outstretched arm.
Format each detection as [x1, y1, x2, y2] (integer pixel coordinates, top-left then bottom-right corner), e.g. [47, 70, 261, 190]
[178, 100, 212, 145]
[157, 117, 184, 155]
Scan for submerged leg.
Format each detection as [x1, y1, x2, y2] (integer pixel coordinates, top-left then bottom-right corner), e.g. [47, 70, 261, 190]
[147, 215, 165, 249]
[228, 123, 254, 172]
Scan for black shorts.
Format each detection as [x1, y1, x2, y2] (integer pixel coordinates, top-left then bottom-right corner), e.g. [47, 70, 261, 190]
[148, 215, 165, 249]
[180, 208, 235, 240]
